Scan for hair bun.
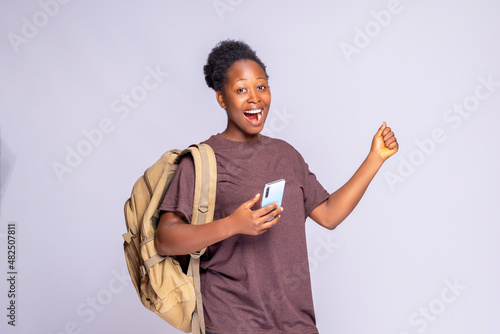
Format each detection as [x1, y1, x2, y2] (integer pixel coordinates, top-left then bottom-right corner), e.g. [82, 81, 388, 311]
[203, 39, 268, 92]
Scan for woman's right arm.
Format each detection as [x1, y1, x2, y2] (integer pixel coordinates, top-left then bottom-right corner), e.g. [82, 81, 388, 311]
[154, 193, 283, 256]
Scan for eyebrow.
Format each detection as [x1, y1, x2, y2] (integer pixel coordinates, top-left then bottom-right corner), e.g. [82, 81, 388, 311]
[233, 77, 266, 84]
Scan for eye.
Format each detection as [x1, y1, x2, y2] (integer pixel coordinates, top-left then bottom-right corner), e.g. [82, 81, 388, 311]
[257, 85, 267, 91]
[236, 87, 247, 93]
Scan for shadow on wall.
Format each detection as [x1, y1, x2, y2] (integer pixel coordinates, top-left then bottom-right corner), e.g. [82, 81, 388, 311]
[1, 134, 16, 213]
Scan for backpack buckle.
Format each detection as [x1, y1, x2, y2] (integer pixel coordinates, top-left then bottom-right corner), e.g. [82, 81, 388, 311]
[122, 232, 133, 243]
[198, 201, 209, 213]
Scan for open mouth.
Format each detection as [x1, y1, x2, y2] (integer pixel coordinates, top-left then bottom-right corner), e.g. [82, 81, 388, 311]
[243, 109, 262, 123]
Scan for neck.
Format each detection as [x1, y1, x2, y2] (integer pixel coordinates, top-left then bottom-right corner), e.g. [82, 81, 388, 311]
[222, 129, 261, 142]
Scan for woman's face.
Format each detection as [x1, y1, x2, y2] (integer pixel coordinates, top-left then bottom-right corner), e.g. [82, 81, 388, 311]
[216, 59, 271, 142]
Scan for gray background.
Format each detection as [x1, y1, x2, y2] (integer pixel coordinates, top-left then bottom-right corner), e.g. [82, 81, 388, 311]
[1, 0, 499, 333]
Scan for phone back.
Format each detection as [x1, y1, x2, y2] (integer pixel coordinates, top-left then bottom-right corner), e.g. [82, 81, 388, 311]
[262, 179, 285, 208]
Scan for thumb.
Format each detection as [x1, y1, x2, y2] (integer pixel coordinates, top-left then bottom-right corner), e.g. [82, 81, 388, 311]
[375, 121, 387, 137]
[243, 193, 261, 209]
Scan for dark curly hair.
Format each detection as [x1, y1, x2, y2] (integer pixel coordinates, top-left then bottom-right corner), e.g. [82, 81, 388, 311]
[203, 39, 268, 92]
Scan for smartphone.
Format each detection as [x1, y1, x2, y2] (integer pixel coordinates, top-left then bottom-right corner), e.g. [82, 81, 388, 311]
[261, 179, 286, 213]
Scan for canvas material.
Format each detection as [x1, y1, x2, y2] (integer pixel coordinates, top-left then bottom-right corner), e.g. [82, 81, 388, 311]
[122, 144, 217, 333]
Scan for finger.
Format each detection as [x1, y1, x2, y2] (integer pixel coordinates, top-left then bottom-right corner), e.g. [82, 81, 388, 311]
[383, 131, 394, 142]
[375, 121, 387, 137]
[262, 206, 282, 222]
[243, 193, 261, 209]
[387, 141, 399, 150]
[258, 201, 278, 215]
[384, 136, 396, 147]
[382, 126, 392, 137]
[261, 212, 281, 229]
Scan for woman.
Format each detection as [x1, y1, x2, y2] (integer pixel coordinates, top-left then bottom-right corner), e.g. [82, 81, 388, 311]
[154, 40, 398, 333]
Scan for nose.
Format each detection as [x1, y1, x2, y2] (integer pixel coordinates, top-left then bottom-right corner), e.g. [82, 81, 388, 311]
[247, 88, 260, 103]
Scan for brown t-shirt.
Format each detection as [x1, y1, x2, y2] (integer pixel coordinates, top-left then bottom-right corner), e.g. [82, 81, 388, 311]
[159, 134, 329, 334]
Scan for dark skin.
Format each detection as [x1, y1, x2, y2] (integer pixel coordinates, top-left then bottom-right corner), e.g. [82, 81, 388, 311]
[155, 60, 280, 256]
[154, 59, 399, 256]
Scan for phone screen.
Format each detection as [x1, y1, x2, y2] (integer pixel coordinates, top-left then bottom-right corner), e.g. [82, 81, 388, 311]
[261, 179, 286, 209]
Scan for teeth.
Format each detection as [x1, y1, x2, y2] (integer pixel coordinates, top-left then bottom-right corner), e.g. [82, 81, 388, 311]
[257, 113, 261, 121]
[244, 109, 262, 114]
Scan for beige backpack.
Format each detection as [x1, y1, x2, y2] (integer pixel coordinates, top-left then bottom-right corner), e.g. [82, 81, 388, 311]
[122, 144, 217, 333]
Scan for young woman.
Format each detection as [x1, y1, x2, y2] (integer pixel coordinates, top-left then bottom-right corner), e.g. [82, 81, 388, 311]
[154, 40, 398, 334]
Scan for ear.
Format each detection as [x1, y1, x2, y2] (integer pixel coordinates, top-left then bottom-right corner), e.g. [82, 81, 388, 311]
[216, 90, 226, 109]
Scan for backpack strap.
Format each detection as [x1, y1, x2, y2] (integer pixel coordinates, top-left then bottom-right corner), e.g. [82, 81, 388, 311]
[189, 256, 204, 334]
[174, 143, 217, 242]
[176, 143, 217, 334]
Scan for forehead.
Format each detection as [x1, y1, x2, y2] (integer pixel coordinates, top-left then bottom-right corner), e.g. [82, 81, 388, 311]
[225, 59, 266, 83]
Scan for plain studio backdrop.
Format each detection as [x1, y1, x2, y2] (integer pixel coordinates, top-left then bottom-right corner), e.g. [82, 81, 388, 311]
[1, 1, 499, 333]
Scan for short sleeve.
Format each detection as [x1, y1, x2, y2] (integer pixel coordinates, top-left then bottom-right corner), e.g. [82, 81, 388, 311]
[303, 167, 329, 217]
[158, 156, 195, 223]
[293, 150, 329, 217]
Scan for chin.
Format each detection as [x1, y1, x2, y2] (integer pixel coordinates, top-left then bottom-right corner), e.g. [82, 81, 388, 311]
[249, 126, 264, 135]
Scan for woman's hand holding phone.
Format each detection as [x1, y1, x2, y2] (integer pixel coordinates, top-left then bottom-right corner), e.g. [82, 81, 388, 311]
[226, 179, 285, 236]
[261, 179, 285, 220]
[227, 193, 283, 236]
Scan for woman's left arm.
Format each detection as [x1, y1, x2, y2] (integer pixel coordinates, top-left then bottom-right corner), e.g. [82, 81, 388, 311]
[309, 122, 399, 230]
